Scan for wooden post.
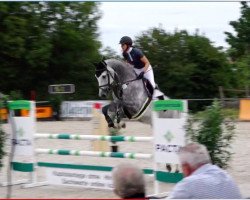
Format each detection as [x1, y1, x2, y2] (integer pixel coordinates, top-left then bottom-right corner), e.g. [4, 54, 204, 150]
[91, 103, 109, 152]
[245, 85, 250, 97]
[219, 86, 225, 107]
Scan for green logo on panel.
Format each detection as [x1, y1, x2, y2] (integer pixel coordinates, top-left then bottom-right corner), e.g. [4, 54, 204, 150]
[164, 131, 174, 142]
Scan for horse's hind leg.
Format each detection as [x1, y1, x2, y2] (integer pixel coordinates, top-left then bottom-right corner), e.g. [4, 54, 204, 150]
[102, 104, 115, 128]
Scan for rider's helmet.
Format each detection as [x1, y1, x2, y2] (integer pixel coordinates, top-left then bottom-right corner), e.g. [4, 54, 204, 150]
[119, 36, 133, 46]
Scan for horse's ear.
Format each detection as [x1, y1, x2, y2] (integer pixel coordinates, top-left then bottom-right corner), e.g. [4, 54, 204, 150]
[101, 56, 108, 66]
[101, 56, 107, 61]
[101, 60, 107, 67]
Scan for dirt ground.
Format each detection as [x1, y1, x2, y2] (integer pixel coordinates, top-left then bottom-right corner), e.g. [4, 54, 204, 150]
[0, 120, 249, 199]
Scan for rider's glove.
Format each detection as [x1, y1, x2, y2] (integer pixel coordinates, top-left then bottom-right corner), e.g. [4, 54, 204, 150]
[137, 71, 144, 80]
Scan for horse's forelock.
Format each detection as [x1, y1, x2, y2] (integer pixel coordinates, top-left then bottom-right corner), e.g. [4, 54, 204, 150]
[95, 61, 107, 77]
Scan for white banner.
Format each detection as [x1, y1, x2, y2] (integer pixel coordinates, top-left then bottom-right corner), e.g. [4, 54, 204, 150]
[61, 101, 109, 118]
[12, 117, 35, 156]
[46, 168, 113, 190]
[153, 118, 186, 164]
[153, 100, 188, 165]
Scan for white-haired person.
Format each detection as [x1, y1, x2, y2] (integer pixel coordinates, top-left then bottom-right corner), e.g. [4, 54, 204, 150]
[168, 143, 242, 199]
[112, 163, 146, 199]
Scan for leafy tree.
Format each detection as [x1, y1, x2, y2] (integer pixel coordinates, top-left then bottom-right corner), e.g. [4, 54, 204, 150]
[0, 94, 7, 168]
[186, 100, 236, 169]
[0, 124, 5, 168]
[0, 2, 102, 100]
[225, 2, 250, 89]
[101, 46, 120, 59]
[225, 2, 250, 60]
[135, 28, 234, 110]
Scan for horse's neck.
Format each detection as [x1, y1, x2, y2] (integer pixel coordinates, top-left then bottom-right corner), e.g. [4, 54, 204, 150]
[113, 65, 134, 82]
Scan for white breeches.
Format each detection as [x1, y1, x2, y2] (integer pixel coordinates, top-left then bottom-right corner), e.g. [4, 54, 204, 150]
[133, 65, 156, 88]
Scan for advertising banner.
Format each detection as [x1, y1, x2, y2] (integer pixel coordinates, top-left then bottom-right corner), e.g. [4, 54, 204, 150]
[46, 168, 113, 190]
[61, 101, 109, 119]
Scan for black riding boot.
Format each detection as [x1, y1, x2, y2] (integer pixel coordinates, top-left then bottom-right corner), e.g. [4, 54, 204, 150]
[158, 95, 165, 100]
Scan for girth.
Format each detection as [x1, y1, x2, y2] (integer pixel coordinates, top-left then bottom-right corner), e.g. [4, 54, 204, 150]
[123, 96, 152, 120]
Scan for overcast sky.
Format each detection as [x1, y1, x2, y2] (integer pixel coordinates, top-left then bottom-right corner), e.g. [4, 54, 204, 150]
[98, 2, 241, 54]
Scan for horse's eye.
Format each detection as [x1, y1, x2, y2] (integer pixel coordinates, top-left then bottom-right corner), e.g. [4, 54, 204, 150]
[102, 75, 106, 79]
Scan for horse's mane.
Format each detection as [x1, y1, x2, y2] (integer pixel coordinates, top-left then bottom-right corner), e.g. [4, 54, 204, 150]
[105, 58, 136, 81]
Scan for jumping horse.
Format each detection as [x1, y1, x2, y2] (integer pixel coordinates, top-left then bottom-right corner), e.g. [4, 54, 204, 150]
[95, 59, 181, 172]
[94, 58, 170, 128]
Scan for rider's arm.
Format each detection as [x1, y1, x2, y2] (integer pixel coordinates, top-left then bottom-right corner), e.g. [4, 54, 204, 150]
[140, 55, 150, 72]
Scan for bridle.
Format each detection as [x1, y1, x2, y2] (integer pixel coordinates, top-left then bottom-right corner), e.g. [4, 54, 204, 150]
[95, 61, 142, 100]
[96, 69, 114, 89]
[95, 64, 123, 99]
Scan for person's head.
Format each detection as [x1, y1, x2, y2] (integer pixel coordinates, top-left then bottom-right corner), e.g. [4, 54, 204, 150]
[112, 163, 145, 199]
[119, 36, 133, 52]
[178, 143, 211, 177]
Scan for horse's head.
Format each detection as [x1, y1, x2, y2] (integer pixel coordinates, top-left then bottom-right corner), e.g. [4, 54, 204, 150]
[94, 60, 115, 98]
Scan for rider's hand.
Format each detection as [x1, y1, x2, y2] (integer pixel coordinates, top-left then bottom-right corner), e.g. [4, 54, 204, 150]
[137, 71, 144, 80]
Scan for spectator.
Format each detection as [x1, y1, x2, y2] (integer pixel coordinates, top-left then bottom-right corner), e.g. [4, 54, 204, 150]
[112, 163, 146, 199]
[168, 143, 242, 199]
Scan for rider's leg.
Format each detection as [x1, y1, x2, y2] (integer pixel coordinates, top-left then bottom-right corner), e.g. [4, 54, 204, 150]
[143, 65, 156, 88]
[134, 66, 164, 99]
[144, 66, 164, 99]
[102, 105, 114, 128]
[134, 66, 156, 88]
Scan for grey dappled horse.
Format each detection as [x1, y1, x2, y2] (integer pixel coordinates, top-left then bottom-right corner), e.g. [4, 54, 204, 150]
[94, 58, 178, 129]
[95, 59, 181, 172]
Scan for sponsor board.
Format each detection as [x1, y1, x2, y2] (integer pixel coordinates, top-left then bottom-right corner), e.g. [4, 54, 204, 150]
[153, 100, 187, 165]
[154, 118, 186, 164]
[61, 101, 109, 118]
[46, 168, 113, 190]
[12, 117, 34, 156]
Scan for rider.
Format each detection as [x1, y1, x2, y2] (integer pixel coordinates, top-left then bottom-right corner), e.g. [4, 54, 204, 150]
[119, 36, 164, 99]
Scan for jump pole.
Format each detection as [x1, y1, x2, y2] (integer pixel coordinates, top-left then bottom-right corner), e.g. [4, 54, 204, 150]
[1, 100, 187, 195]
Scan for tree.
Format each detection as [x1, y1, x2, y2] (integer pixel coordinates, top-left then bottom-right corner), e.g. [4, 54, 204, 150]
[186, 100, 236, 169]
[135, 28, 234, 110]
[225, 2, 250, 89]
[0, 2, 102, 100]
[0, 94, 7, 168]
[225, 2, 250, 60]
[101, 46, 121, 59]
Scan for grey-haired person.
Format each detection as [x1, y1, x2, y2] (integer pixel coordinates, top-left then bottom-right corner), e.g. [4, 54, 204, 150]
[112, 163, 146, 199]
[168, 143, 242, 199]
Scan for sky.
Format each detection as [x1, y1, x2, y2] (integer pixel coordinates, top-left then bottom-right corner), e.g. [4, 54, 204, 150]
[98, 2, 241, 54]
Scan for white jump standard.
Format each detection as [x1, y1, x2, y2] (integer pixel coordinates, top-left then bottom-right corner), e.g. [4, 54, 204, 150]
[1, 100, 188, 195]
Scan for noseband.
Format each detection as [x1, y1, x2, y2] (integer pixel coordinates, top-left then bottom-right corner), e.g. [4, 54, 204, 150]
[95, 61, 140, 100]
[97, 69, 113, 89]
[97, 67, 126, 101]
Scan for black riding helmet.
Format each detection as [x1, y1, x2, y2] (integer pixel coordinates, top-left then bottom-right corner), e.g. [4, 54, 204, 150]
[119, 36, 133, 46]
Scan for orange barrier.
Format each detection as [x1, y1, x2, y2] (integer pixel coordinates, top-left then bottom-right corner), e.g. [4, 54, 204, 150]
[0, 108, 8, 121]
[21, 106, 53, 119]
[239, 99, 250, 121]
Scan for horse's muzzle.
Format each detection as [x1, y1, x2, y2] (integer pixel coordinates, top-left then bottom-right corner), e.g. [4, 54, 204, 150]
[99, 88, 109, 99]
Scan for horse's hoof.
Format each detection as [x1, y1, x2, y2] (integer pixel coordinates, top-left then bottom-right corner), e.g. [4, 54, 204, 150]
[109, 127, 119, 136]
[121, 123, 126, 129]
[108, 123, 115, 128]
[166, 164, 172, 172]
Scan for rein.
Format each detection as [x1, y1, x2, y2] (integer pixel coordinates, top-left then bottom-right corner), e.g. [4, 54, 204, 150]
[96, 67, 139, 100]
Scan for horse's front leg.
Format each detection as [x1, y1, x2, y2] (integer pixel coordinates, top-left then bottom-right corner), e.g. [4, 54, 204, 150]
[102, 102, 122, 152]
[102, 104, 115, 128]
